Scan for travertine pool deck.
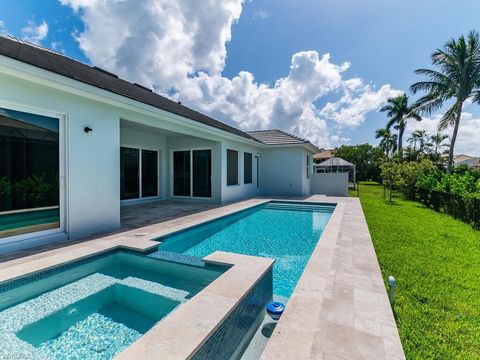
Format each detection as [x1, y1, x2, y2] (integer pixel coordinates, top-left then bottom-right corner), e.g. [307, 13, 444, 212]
[0, 196, 404, 359]
[261, 196, 405, 360]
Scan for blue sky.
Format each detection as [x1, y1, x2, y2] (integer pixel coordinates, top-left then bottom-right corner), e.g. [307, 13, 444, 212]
[1, 0, 479, 154]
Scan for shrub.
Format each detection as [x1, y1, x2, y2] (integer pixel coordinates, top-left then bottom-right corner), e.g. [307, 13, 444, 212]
[381, 159, 437, 199]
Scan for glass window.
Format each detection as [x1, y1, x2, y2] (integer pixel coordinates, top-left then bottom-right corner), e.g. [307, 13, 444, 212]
[120, 147, 139, 200]
[141, 150, 158, 197]
[0, 107, 60, 238]
[173, 151, 191, 196]
[227, 149, 238, 186]
[244, 152, 252, 184]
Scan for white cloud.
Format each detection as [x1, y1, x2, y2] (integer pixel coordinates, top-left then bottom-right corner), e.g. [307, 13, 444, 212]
[60, 0, 399, 148]
[59, 0, 98, 11]
[50, 41, 65, 53]
[22, 20, 49, 44]
[62, 0, 243, 85]
[407, 112, 480, 156]
[253, 8, 269, 20]
[0, 20, 9, 35]
[320, 82, 402, 127]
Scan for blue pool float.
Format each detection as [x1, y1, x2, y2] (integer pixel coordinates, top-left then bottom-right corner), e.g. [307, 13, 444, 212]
[266, 301, 285, 320]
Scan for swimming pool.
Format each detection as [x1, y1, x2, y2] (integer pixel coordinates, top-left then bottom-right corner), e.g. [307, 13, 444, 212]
[0, 250, 225, 359]
[155, 201, 334, 298]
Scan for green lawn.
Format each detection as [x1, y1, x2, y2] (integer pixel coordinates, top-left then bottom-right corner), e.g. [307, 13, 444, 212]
[353, 183, 480, 359]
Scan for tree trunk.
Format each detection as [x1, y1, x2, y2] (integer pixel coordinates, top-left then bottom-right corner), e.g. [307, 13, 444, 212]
[398, 125, 404, 153]
[447, 102, 463, 173]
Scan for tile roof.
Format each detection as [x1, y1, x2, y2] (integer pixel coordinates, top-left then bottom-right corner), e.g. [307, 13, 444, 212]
[246, 129, 309, 145]
[313, 149, 334, 160]
[0, 36, 256, 141]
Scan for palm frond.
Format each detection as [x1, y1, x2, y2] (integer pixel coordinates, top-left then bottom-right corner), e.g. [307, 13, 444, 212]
[412, 93, 448, 115]
[438, 103, 458, 131]
[410, 81, 450, 95]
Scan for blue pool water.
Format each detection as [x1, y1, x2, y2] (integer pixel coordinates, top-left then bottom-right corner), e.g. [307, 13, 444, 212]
[157, 202, 334, 298]
[0, 250, 225, 359]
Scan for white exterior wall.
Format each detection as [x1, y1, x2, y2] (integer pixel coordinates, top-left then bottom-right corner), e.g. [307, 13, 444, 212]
[260, 147, 304, 196]
[0, 72, 121, 244]
[221, 140, 262, 203]
[311, 172, 349, 196]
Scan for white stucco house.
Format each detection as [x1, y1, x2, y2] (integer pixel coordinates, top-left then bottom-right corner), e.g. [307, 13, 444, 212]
[0, 36, 319, 252]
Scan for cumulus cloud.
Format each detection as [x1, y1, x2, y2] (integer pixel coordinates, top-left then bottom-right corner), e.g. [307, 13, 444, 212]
[62, 0, 243, 85]
[175, 51, 350, 147]
[320, 82, 402, 127]
[407, 112, 480, 156]
[22, 20, 48, 44]
[60, 0, 399, 147]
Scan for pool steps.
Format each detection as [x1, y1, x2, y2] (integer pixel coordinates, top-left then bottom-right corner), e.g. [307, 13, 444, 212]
[147, 250, 205, 267]
[0, 273, 189, 358]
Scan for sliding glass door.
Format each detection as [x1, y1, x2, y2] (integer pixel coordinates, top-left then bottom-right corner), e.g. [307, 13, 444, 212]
[173, 151, 190, 196]
[173, 149, 211, 198]
[142, 150, 158, 197]
[0, 107, 61, 239]
[120, 147, 158, 200]
[120, 147, 140, 200]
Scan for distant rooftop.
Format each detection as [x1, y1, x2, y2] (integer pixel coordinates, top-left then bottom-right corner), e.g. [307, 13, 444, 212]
[313, 149, 335, 160]
[456, 157, 480, 168]
[316, 157, 355, 167]
[453, 154, 476, 164]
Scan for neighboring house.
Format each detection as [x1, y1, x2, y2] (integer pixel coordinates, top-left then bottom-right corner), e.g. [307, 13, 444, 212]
[453, 154, 476, 165]
[456, 157, 480, 170]
[313, 149, 334, 163]
[0, 36, 319, 249]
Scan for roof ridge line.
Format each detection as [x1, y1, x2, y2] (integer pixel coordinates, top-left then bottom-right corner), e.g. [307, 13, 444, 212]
[273, 128, 307, 141]
[0, 34, 88, 65]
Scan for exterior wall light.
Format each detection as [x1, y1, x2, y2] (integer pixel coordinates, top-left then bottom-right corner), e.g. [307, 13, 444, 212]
[84, 126, 93, 135]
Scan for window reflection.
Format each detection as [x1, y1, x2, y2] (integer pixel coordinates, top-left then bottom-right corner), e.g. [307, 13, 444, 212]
[0, 108, 60, 238]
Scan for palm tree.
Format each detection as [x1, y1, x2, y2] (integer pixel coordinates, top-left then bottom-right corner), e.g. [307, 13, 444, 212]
[380, 94, 422, 153]
[408, 130, 423, 152]
[429, 133, 449, 157]
[375, 128, 397, 157]
[411, 30, 480, 172]
[411, 129, 429, 153]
